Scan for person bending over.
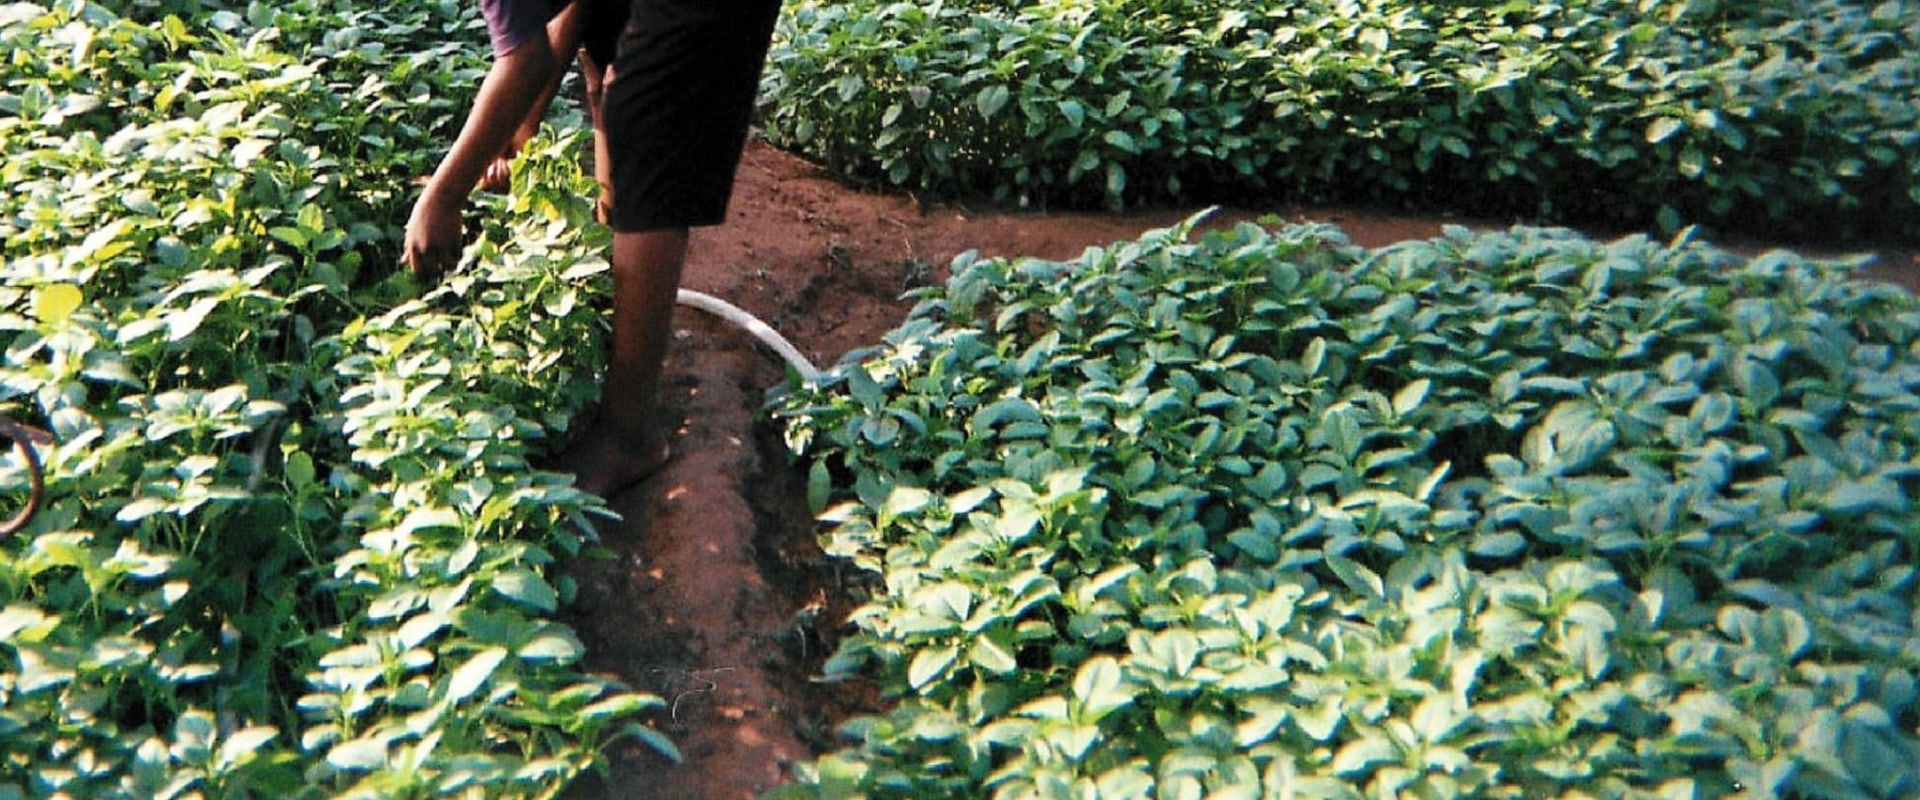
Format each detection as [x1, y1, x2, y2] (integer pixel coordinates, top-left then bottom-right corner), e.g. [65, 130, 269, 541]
[404, 0, 784, 497]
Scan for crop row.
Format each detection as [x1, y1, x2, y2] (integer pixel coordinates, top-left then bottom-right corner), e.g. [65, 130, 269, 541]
[2, 2, 657, 797]
[762, 0, 1920, 243]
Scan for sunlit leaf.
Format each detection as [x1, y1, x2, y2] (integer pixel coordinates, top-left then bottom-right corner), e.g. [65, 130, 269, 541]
[908, 644, 959, 691]
[1331, 734, 1397, 775]
[519, 628, 585, 663]
[32, 284, 83, 325]
[446, 647, 508, 704]
[1073, 656, 1131, 720]
[1645, 116, 1683, 144]
[326, 737, 390, 772]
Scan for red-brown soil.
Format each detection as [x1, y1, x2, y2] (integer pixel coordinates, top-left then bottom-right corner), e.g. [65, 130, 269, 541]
[557, 137, 1919, 800]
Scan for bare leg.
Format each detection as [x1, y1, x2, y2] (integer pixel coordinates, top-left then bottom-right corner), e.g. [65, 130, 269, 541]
[552, 228, 685, 497]
[582, 55, 614, 221]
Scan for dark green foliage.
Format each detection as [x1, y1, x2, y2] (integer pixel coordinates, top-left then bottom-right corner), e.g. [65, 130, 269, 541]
[762, 0, 1920, 243]
[773, 217, 1920, 798]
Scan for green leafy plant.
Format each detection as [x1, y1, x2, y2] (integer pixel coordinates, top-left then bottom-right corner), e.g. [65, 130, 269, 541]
[774, 215, 1920, 798]
[762, 0, 1920, 243]
[2, 3, 666, 798]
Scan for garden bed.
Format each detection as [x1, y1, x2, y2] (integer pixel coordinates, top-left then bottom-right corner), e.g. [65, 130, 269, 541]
[553, 137, 1917, 800]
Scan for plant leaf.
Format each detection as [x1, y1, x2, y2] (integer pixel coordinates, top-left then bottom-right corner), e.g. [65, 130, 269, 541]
[908, 644, 959, 691]
[492, 569, 559, 612]
[1073, 656, 1132, 720]
[32, 284, 83, 324]
[1646, 116, 1683, 144]
[446, 647, 508, 703]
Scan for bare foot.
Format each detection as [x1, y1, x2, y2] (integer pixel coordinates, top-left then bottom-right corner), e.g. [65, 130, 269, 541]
[548, 427, 672, 499]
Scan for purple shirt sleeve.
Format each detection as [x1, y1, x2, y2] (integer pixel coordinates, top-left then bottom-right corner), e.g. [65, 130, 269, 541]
[480, 0, 554, 57]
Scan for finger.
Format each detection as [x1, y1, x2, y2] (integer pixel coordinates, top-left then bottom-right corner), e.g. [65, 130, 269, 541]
[480, 159, 511, 193]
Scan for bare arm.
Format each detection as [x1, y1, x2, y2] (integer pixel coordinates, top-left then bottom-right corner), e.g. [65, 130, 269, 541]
[512, 5, 585, 156]
[403, 35, 559, 278]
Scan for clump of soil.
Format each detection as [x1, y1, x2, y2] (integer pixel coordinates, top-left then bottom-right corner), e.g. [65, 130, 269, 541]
[557, 138, 1918, 800]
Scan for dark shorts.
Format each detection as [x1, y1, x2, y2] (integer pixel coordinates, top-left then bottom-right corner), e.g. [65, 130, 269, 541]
[602, 0, 783, 232]
[575, 1, 626, 67]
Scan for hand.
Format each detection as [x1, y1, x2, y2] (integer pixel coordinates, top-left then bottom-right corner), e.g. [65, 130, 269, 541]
[402, 191, 463, 281]
[479, 154, 513, 194]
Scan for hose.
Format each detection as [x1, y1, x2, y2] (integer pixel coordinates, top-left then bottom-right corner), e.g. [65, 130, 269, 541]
[675, 289, 820, 380]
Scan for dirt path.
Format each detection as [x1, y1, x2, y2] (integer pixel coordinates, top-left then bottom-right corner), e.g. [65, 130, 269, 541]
[557, 138, 1918, 800]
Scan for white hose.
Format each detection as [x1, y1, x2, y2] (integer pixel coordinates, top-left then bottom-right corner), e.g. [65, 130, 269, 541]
[675, 288, 820, 380]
